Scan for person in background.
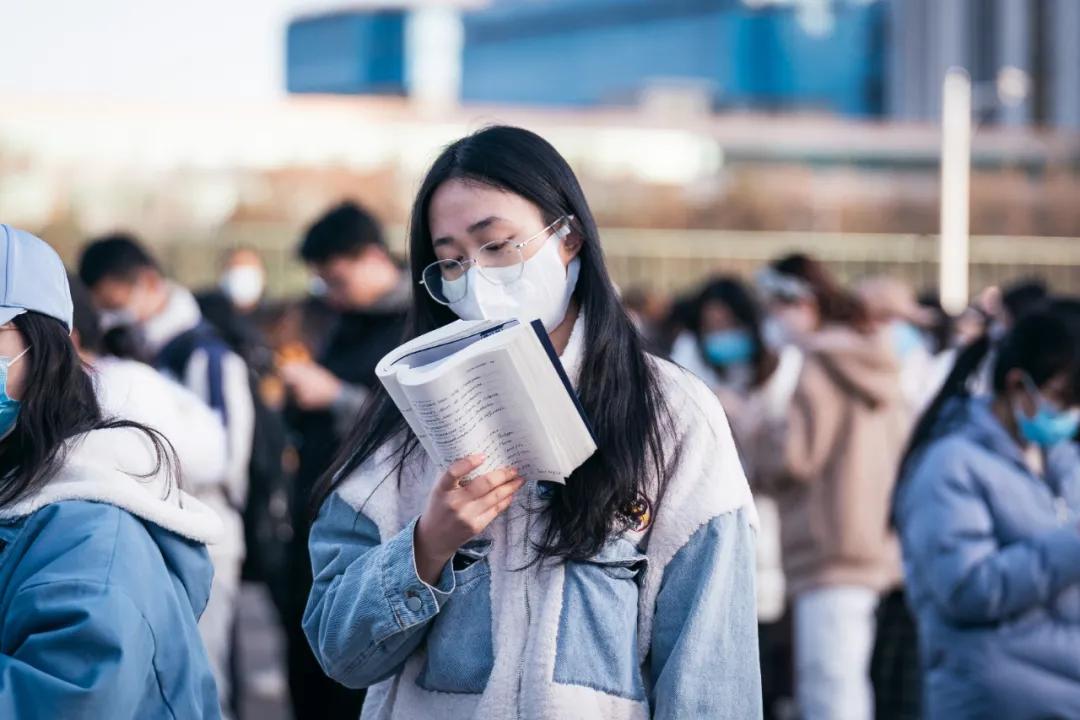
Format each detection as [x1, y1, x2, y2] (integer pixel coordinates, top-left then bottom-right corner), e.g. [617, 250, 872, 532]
[68, 274, 230, 501]
[621, 285, 673, 355]
[197, 247, 293, 644]
[281, 201, 410, 720]
[219, 246, 268, 315]
[999, 278, 1049, 331]
[916, 293, 953, 356]
[198, 246, 272, 372]
[77, 234, 254, 719]
[680, 276, 799, 720]
[957, 280, 1051, 399]
[895, 306, 1080, 719]
[755, 253, 908, 720]
[857, 275, 945, 415]
[855, 274, 932, 720]
[0, 226, 222, 718]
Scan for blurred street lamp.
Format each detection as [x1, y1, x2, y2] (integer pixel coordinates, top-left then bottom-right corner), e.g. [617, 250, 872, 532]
[939, 68, 971, 316]
[938, 64, 1030, 316]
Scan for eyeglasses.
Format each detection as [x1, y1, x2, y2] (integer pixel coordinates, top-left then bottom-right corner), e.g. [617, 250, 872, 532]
[420, 216, 572, 305]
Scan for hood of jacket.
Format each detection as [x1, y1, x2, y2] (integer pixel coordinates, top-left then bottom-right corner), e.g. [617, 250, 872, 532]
[0, 426, 224, 545]
[801, 324, 901, 409]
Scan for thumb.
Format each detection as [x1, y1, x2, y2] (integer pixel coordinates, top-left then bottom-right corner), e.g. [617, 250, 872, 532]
[441, 454, 485, 490]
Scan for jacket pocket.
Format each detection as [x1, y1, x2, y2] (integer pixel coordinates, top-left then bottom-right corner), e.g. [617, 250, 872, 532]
[416, 538, 495, 694]
[553, 536, 648, 701]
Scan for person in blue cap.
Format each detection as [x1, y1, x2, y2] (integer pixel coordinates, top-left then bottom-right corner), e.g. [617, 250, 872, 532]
[0, 225, 223, 718]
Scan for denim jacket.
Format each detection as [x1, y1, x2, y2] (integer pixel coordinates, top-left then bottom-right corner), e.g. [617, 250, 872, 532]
[304, 315, 763, 719]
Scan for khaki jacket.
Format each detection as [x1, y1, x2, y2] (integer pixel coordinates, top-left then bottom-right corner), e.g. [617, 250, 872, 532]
[758, 326, 909, 596]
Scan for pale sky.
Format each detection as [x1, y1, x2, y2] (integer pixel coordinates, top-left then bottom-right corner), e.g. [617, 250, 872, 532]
[0, 0, 347, 101]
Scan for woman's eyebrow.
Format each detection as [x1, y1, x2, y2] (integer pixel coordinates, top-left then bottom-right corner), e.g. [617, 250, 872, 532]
[433, 216, 506, 246]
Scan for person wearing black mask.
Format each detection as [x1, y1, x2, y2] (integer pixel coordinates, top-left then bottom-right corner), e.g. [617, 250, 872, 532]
[280, 201, 409, 719]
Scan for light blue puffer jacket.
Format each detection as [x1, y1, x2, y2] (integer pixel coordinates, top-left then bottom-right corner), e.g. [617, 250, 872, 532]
[896, 396, 1080, 720]
[0, 427, 224, 719]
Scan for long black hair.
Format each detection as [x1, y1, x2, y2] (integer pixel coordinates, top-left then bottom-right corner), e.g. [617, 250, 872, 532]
[313, 125, 672, 561]
[689, 276, 777, 388]
[896, 306, 1080, 491]
[0, 312, 177, 507]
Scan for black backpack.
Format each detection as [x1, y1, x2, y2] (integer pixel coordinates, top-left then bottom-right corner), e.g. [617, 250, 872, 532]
[155, 322, 292, 595]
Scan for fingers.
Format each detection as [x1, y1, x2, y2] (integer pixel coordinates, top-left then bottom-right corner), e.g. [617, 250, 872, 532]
[472, 482, 523, 530]
[440, 454, 486, 489]
[463, 466, 519, 497]
[480, 475, 525, 505]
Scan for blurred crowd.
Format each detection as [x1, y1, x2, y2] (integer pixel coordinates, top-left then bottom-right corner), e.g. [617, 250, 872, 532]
[54, 195, 1080, 720]
[629, 258, 1079, 720]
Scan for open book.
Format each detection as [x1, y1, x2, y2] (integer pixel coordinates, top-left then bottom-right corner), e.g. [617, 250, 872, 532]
[375, 319, 597, 484]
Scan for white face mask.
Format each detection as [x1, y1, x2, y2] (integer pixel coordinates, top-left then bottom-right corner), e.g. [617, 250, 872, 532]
[446, 225, 580, 331]
[761, 317, 788, 349]
[220, 266, 265, 307]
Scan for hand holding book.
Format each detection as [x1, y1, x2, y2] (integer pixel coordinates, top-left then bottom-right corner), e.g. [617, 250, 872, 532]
[413, 453, 524, 584]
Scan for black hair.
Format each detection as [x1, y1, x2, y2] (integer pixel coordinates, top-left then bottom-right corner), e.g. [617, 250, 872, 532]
[77, 232, 159, 289]
[896, 306, 1080, 492]
[916, 291, 952, 355]
[1001, 278, 1049, 324]
[68, 274, 103, 355]
[0, 312, 177, 508]
[299, 201, 386, 264]
[771, 253, 872, 333]
[689, 276, 777, 387]
[313, 125, 672, 561]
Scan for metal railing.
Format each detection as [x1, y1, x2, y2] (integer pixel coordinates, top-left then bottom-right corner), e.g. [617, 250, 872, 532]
[52, 224, 1080, 301]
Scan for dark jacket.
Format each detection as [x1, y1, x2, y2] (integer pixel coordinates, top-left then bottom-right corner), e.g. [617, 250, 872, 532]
[291, 286, 409, 506]
[283, 281, 409, 718]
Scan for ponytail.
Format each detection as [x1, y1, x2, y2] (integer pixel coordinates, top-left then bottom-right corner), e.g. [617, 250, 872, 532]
[893, 334, 993, 510]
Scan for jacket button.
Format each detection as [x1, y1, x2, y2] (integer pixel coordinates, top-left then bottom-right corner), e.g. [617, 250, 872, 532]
[406, 594, 423, 612]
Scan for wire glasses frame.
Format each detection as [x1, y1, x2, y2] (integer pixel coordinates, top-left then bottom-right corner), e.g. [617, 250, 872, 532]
[419, 215, 573, 305]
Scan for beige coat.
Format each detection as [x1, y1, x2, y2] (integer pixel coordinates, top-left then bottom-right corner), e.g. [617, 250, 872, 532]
[757, 326, 909, 596]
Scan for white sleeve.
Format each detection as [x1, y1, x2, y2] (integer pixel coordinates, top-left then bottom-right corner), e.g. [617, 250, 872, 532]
[221, 351, 255, 508]
[184, 349, 255, 508]
[155, 377, 231, 493]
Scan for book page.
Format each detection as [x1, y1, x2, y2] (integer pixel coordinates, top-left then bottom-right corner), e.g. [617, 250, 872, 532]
[400, 349, 565, 484]
[390, 319, 517, 371]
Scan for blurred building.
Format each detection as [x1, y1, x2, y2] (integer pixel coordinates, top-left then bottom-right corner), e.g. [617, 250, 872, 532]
[286, 0, 1080, 130]
[460, 0, 884, 117]
[288, 0, 886, 117]
[287, 0, 485, 109]
[888, 0, 1080, 129]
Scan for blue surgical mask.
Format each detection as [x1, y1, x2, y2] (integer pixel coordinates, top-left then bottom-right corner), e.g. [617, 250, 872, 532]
[1014, 373, 1080, 448]
[0, 347, 30, 440]
[703, 330, 754, 367]
[890, 321, 926, 360]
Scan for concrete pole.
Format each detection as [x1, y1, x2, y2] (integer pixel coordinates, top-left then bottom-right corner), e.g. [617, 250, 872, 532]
[940, 68, 972, 315]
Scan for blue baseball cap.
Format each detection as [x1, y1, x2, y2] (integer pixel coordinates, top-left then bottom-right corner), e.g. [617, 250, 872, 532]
[0, 224, 73, 331]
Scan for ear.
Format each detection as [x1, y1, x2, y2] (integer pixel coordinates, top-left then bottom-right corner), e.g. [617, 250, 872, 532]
[559, 217, 584, 262]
